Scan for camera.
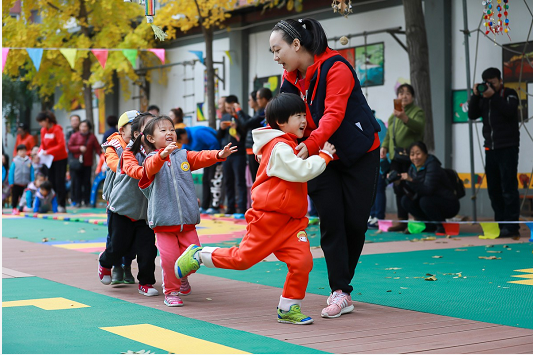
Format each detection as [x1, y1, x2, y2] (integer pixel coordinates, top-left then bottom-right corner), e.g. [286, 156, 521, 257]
[477, 82, 492, 95]
[385, 170, 401, 185]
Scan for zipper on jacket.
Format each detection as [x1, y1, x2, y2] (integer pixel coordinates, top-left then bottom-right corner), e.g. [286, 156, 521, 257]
[489, 100, 494, 150]
[169, 158, 185, 232]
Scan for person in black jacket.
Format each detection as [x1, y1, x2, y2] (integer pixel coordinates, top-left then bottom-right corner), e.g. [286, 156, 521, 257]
[218, 95, 247, 214]
[468, 67, 520, 238]
[235, 88, 273, 182]
[400, 141, 460, 235]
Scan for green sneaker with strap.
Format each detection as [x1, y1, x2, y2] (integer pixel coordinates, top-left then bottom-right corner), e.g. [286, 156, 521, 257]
[277, 304, 314, 325]
[174, 244, 202, 279]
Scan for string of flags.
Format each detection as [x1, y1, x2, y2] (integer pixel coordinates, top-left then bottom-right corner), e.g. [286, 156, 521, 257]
[1, 47, 166, 72]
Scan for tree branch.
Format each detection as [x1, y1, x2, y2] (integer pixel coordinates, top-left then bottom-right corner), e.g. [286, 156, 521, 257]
[46, 2, 63, 12]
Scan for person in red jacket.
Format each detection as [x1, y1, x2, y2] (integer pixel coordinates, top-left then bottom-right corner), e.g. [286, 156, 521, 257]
[175, 93, 336, 324]
[67, 120, 100, 207]
[12, 123, 36, 158]
[36, 111, 69, 212]
[269, 18, 381, 318]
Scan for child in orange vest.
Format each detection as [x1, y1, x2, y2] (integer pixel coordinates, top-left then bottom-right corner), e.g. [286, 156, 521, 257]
[175, 93, 336, 324]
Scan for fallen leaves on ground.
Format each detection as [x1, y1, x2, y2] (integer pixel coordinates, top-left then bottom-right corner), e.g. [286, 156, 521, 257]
[478, 256, 501, 260]
[425, 274, 438, 281]
[432, 255, 443, 258]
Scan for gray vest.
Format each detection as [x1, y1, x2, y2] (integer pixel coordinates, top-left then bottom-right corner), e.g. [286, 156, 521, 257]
[34, 189, 55, 213]
[141, 149, 200, 229]
[12, 156, 32, 185]
[107, 142, 148, 221]
[101, 141, 124, 201]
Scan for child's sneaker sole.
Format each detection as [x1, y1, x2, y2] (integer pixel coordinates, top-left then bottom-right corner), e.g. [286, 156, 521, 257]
[164, 299, 184, 307]
[277, 318, 314, 325]
[321, 304, 354, 318]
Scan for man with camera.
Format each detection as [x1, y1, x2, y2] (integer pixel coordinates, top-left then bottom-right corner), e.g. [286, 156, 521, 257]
[468, 67, 520, 238]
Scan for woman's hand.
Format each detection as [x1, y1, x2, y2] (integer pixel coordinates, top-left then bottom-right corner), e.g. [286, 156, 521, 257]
[380, 147, 388, 159]
[220, 121, 231, 129]
[159, 142, 179, 159]
[394, 109, 409, 124]
[218, 143, 238, 159]
[400, 172, 412, 182]
[322, 142, 336, 156]
[80, 146, 87, 153]
[295, 143, 309, 159]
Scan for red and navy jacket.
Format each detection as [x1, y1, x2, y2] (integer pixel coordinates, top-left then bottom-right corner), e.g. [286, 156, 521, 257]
[280, 47, 380, 166]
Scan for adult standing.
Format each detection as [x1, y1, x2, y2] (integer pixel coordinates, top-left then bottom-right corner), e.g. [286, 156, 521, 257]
[235, 88, 272, 182]
[36, 111, 69, 212]
[468, 67, 520, 238]
[271, 18, 381, 318]
[12, 123, 36, 158]
[68, 120, 100, 207]
[66, 114, 81, 144]
[170, 108, 186, 129]
[218, 95, 247, 215]
[380, 84, 425, 232]
[176, 126, 221, 213]
[102, 115, 119, 144]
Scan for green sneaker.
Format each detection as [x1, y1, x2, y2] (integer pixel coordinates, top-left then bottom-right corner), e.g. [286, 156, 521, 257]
[175, 244, 202, 279]
[277, 305, 314, 325]
[123, 266, 135, 284]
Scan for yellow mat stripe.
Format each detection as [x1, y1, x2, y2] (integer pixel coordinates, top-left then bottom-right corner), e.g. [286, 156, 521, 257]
[515, 268, 533, 273]
[508, 279, 533, 286]
[100, 324, 249, 354]
[55, 242, 105, 249]
[511, 274, 533, 279]
[2, 297, 90, 310]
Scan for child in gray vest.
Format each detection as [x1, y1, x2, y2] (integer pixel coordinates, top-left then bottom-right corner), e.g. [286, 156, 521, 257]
[33, 180, 58, 213]
[129, 116, 236, 307]
[98, 113, 160, 298]
[9, 144, 34, 215]
[18, 172, 46, 212]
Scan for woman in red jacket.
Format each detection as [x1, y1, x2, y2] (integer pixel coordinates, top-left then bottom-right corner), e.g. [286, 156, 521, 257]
[12, 123, 36, 158]
[68, 120, 100, 207]
[36, 111, 69, 212]
[270, 18, 381, 318]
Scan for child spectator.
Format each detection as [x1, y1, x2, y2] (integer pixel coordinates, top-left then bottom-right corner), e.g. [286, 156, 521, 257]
[31, 146, 48, 177]
[18, 172, 46, 212]
[2, 153, 10, 208]
[9, 144, 34, 215]
[33, 180, 58, 213]
[175, 93, 336, 324]
[100, 110, 142, 285]
[133, 116, 236, 307]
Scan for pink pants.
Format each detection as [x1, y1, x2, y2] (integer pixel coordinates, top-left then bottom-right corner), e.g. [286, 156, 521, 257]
[156, 229, 200, 295]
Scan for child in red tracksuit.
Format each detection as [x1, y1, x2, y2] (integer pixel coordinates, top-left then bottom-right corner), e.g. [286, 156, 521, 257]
[175, 93, 336, 325]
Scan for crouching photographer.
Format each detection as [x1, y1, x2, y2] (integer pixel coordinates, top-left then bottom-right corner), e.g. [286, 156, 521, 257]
[400, 141, 460, 235]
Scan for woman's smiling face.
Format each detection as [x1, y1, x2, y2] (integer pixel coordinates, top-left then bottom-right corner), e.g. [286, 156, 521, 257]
[269, 30, 300, 73]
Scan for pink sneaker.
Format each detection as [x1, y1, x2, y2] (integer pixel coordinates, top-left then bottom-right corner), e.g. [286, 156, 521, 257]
[179, 277, 191, 296]
[11, 208, 19, 215]
[98, 252, 111, 285]
[321, 290, 354, 318]
[164, 292, 184, 307]
[138, 284, 159, 297]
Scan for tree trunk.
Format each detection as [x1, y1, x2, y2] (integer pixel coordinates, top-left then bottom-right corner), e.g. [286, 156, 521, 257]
[203, 26, 216, 130]
[79, 0, 94, 127]
[403, 0, 434, 151]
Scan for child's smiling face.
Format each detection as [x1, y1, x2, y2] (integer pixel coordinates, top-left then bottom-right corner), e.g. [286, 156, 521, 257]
[150, 120, 177, 150]
[278, 112, 307, 138]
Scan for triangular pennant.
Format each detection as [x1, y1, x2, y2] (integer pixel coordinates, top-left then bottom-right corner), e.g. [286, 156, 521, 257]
[2, 48, 10, 72]
[59, 49, 77, 69]
[189, 50, 204, 64]
[224, 50, 233, 65]
[122, 49, 138, 68]
[148, 48, 165, 64]
[26, 48, 44, 72]
[91, 49, 109, 69]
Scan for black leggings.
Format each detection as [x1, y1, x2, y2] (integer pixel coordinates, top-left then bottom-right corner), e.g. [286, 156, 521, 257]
[401, 195, 460, 223]
[308, 149, 380, 295]
[49, 158, 67, 208]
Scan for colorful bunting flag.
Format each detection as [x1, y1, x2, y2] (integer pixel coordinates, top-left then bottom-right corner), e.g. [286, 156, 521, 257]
[26, 48, 44, 72]
[122, 49, 138, 68]
[91, 49, 109, 69]
[224, 50, 233, 65]
[189, 50, 204, 64]
[148, 48, 165, 64]
[2, 48, 9, 72]
[59, 49, 77, 69]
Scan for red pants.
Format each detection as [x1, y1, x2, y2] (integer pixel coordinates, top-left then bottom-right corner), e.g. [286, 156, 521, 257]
[202, 209, 312, 300]
[156, 230, 200, 295]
